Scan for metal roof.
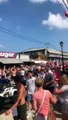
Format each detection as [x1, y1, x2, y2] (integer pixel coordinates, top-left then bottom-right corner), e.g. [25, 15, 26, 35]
[0, 58, 23, 64]
[47, 49, 61, 54]
[23, 48, 68, 56]
[23, 48, 46, 52]
[48, 48, 68, 56]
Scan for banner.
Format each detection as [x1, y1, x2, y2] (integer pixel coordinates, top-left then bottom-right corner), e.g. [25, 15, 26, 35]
[0, 52, 16, 58]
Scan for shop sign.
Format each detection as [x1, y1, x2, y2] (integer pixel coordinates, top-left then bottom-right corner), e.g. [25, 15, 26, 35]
[0, 52, 16, 58]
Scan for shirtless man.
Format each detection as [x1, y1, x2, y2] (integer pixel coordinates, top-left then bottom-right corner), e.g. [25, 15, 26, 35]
[5, 74, 27, 120]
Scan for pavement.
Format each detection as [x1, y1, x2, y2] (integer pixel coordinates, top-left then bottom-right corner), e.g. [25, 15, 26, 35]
[0, 110, 62, 120]
[0, 113, 14, 120]
[0, 101, 62, 120]
[54, 111, 62, 120]
[27, 110, 62, 120]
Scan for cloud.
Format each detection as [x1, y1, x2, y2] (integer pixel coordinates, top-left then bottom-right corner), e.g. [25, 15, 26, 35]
[29, 0, 67, 8]
[0, 0, 9, 4]
[29, 0, 63, 4]
[29, 0, 47, 3]
[42, 12, 68, 29]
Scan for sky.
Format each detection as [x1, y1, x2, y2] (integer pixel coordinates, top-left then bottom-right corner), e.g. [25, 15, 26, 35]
[0, 0, 68, 52]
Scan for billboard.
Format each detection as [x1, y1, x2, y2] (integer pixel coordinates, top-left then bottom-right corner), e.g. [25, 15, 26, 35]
[0, 52, 16, 58]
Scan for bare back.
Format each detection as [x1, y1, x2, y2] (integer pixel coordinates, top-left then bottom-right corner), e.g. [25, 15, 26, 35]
[17, 83, 26, 105]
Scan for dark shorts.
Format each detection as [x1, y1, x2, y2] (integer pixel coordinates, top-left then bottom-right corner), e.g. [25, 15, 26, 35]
[17, 103, 27, 120]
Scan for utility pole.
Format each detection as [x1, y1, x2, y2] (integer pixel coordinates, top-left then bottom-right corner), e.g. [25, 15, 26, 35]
[59, 41, 64, 72]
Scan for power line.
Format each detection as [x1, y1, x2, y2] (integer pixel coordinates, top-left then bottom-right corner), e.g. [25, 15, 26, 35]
[0, 26, 59, 51]
[56, 0, 68, 11]
[0, 26, 46, 45]
[56, 0, 65, 11]
[62, 0, 68, 9]
[50, 43, 60, 51]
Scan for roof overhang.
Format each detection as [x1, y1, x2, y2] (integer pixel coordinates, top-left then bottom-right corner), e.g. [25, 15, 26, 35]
[0, 58, 23, 64]
[31, 60, 47, 64]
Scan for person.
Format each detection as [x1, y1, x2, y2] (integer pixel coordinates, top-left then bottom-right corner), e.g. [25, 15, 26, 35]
[5, 73, 27, 120]
[43, 67, 55, 94]
[26, 70, 36, 109]
[53, 67, 60, 87]
[33, 78, 57, 120]
[54, 73, 68, 120]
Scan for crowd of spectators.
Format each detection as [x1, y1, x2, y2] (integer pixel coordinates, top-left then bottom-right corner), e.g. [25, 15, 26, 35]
[0, 61, 68, 79]
[0, 61, 68, 120]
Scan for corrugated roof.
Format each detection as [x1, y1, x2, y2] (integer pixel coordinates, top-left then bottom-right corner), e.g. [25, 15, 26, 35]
[48, 48, 68, 55]
[24, 48, 45, 52]
[24, 48, 68, 56]
[47, 49, 61, 54]
[24, 48, 60, 53]
[0, 58, 22, 64]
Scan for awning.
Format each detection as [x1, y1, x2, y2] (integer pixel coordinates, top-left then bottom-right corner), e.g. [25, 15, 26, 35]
[31, 60, 47, 64]
[0, 58, 23, 64]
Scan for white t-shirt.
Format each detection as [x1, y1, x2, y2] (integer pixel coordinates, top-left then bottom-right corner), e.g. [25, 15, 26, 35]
[20, 70, 25, 76]
[26, 76, 36, 95]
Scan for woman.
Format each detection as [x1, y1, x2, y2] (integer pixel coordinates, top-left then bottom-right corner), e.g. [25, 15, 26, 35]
[54, 74, 68, 120]
[33, 78, 57, 120]
[5, 74, 27, 120]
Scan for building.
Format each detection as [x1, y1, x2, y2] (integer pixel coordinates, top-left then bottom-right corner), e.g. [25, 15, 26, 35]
[1, 48, 68, 66]
[20, 48, 68, 62]
[0, 51, 30, 66]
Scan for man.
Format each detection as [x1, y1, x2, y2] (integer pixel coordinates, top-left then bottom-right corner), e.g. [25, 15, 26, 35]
[43, 67, 55, 93]
[5, 74, 27, 120]
[26, 70, 36, 109]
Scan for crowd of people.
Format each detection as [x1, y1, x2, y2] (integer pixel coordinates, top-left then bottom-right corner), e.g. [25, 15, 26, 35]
[0, 61, 68, 120]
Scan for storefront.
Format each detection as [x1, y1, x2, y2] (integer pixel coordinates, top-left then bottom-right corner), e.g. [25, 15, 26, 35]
[0, 52, 22, 67]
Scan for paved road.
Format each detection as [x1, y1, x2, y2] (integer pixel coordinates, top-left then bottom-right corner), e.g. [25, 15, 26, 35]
[54, 111, 62, 120]
[27, 110, 62, 120]
[0, 110, 62, 120]
[0, 102, 62, 120]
